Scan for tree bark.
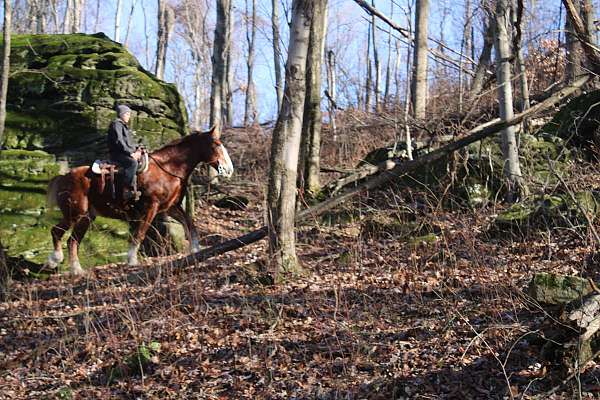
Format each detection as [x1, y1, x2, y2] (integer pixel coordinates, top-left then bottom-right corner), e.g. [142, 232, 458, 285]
[62, 0, 72, 33]
[244, 0, 257, 127]
[267, 0, 313, 279]
[272, 0, 284, 112]
[325, 49, 337, 141]
[224, 0, 234, 128]
[124, 0, 139, 47]
[299, 0, 327, 197]
[470, 13, 494, 97]
[562, 0, 600, 75]
[155, 0, 175, 80]
[210, 0, 232, 131]
[0, 240, 7, 301]
[581, 0, 596, 45]
[565, 3, 583, 81]
[115, 0, 122, 42]
[371, 0, 380, 112]
[411, 0, 429, 119]
[0, 0, 11, 148]
[383, 1, 393, 107]
[365, 24, 372, 112]
[494, 0, 525, 201]
[72, 0, 84, 32]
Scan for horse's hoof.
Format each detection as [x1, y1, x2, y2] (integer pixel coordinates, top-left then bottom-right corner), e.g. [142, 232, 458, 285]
[44, 251, 64, 270]
[69, 262, 86, 276]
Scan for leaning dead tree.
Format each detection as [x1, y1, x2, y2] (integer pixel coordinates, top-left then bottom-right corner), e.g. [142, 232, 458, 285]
[158, 74, 590, 271]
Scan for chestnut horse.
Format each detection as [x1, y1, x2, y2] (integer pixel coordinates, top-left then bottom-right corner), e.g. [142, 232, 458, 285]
[45, 127, 233, 275]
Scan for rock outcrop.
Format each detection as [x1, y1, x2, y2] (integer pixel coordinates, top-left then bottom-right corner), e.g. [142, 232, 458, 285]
[2, 33, 187, 163]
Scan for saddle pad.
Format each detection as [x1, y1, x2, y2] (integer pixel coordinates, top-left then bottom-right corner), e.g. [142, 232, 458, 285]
[91, 152, 148, 175]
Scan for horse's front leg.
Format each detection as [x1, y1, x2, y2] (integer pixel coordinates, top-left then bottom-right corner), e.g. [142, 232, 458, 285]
[167, 204, 200, 253]
[68, 214, 94, 275]
[128, 202, 159, 266]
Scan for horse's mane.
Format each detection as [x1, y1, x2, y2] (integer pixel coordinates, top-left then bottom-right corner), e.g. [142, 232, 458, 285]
[151, 130, 209, 158]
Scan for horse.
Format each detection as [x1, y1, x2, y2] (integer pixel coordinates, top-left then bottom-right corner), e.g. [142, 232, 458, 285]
[45, 127, 234, 275]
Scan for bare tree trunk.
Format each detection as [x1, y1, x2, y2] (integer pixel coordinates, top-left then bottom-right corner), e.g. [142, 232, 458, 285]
[411, 0, 429, 119]
[72, 0, 84, 32]
[94, 0, 100, 32]
[495, 0, 525, 201]
[124, 0, 139, 47]
[581, 0, 596, 45]
[512, 0, 530, 118]
[403, 5, 413, 160]
[562, 0, 600, 74]
[365, 24, 372, 112]
[470, 14, 494, 97]
[224, 1, 234, 128]
[299, 0, 327, 197]
[565, 2, 583, 81]
[155, 0, 175, 80]
[210, 0, 232, 131]
[244, 0, 257, 127]
[458, 0, 472, 112]
[326, 49, 337, 141]
[272, 0, 284, 112]
[63, 0, 72, 33]
[267, 0, 313, 278]
[371, 0, 381, 112]
[27, 0, 38, 32]
[0, 0, 11, 148]
[115, 0, 122, 42]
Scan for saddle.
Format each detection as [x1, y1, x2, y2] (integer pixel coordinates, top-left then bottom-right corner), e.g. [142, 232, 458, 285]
[91, 152, 149, 199]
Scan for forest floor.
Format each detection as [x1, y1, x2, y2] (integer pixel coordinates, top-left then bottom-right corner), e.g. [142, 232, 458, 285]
[2, 126, 600, 399]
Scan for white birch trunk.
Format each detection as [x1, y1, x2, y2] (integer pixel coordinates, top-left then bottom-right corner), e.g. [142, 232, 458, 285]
[267, 0, 313, 278]
[495, 0, 524, 201]
[115, 0, 122, 42]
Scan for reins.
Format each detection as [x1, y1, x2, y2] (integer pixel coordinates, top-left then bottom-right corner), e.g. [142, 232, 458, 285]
[148, 153, 187, 181]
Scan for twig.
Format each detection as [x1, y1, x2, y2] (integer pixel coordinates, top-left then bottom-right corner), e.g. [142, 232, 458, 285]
[532, 347, 600, 399]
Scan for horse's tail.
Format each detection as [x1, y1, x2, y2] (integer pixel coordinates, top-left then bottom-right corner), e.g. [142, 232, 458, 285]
[46, 175, 62, 209]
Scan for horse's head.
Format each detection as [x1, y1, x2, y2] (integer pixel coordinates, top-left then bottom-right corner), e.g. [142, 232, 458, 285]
[199, 126, 234, 178]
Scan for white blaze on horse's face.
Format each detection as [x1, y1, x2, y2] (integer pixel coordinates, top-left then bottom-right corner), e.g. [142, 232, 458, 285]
[217, 145, 234, 178]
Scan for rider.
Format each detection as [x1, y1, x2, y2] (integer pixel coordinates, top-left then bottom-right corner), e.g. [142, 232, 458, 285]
[107, 104, 142, 201]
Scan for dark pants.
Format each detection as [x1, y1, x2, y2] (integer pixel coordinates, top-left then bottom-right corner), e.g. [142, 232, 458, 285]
[111, 153, 138, 189]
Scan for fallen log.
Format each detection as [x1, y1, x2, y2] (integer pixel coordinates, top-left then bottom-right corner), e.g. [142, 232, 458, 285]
[159, 75, 590, 270]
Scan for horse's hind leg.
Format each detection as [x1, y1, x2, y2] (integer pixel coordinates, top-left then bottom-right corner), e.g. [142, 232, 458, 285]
[67, 214, 94, 275]
[45, 218, 71, 269]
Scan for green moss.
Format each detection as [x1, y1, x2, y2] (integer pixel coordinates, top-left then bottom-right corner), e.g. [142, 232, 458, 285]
[0, 150, 129, 268]
[528, 272, 594, 305]
[493, 191, 600, 235]
[1, 33, 187, 161]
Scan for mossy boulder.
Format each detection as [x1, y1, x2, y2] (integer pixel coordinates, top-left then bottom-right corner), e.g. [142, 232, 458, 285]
[360, 133, 570, 208]
[528, 273, 594, 305]
[0, 149, 130, 270]
[542, 89, 600, 158]
[361, 211, 440, 241]
[493, 191, 600, 234]
[1, 33, 188, 163]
